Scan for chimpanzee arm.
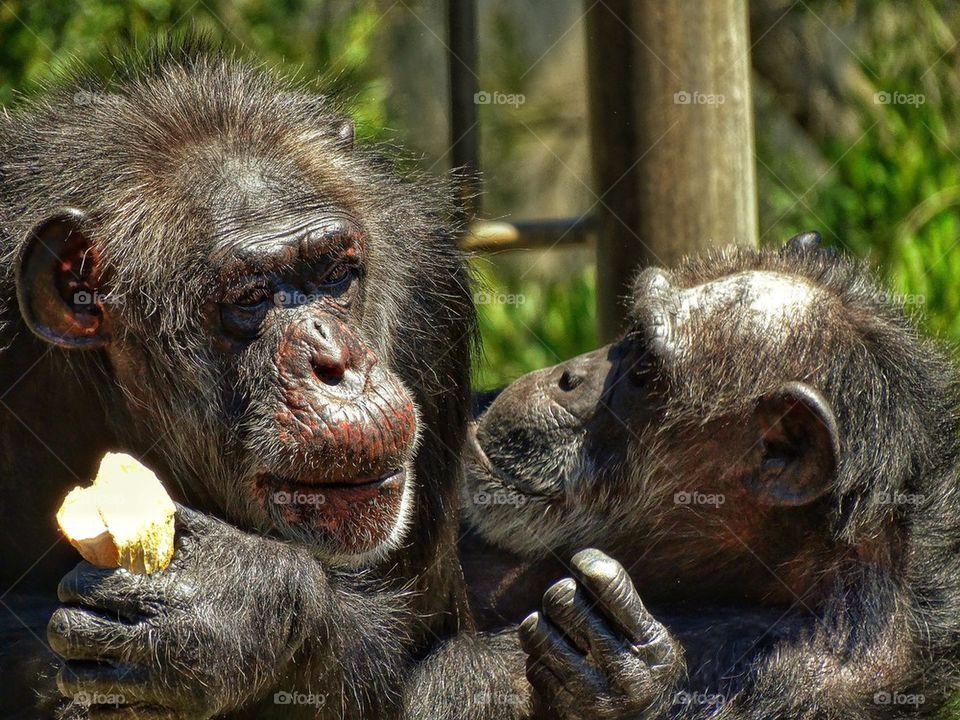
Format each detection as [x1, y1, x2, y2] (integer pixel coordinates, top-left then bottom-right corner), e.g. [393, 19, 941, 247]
[407, 549, 684, 720]
[680, 605, 931, 720]
[47, 505, 411, 719]
[401, 629, 534, 720]
[48, 506, 577, 720]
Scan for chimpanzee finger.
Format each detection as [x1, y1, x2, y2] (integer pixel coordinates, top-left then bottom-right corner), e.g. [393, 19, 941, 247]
[48, 606, 148, 662]
[57, 660, 154, 703]
[541, 575, 634, 672]
[58, 565, 144, 621]
[519, 611, 602, 697]
[569, 550, 655, 645]
[58, 562, 192, 617]
[525, 657, 578, 720]
[540, 578, 590, 647]
[172, 503, 219, 538]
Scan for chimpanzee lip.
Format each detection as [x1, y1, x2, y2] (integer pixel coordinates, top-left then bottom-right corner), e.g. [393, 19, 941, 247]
[465, 422, 494, 472]
[257, 467, 405, 491]
[465, 424, 520, 488]
[465, 422, 560, 500]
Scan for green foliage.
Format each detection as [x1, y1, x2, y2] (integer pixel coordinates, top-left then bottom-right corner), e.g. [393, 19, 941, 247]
[3, 1, 960, 390]
[473, 4, 960, 389]
[0, 0, 388, 136]
[472, 259, 597, 389]
[758, 3, 960, 343]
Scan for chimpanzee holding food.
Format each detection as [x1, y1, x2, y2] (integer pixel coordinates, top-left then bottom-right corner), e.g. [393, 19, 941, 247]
[0, 42, 536, 719]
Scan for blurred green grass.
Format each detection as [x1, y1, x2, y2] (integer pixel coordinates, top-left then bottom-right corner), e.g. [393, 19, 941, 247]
[0, 0, 390, 137]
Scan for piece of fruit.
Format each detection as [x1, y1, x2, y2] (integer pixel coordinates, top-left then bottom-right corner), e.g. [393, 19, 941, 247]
[56, 452, 176, 574]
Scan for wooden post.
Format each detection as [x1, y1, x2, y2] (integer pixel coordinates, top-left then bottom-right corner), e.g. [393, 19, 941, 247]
[586, 0, 758, 342]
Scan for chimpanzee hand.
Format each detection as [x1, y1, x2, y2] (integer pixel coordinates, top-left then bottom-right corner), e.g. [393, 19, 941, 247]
[519, 549, 683, 720]
[48, 505, 322, 719]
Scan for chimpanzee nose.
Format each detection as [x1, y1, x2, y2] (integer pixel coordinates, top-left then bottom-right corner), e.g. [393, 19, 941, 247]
[312, 347, 347, 385]
[547, 347, 613, 420]
[310, 317, 355, 387]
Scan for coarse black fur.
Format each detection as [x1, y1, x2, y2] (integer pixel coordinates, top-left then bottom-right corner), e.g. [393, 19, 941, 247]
[0, 40, 486, 718]
[461, 238, 960, 718]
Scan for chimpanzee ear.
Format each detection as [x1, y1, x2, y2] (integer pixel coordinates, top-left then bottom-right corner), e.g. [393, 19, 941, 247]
[15, 209, 110, 349]
[746, 382, 839, 506]
[782, 230, 838, 259]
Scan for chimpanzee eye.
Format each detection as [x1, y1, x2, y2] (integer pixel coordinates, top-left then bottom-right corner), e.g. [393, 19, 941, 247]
[318, 264, 358, 292]
[233, 286, 272, 308]
[221, 302, 269, 338]
[220, 283, 273, 338]
[621, 331, 655, 385]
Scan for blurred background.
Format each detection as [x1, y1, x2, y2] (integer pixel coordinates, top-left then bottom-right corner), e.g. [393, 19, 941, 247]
[1, 0, 959, 389]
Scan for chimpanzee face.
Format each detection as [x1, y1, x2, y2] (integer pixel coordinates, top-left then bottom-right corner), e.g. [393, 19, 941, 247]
[14, 140, 426, 565]
[464, 260, 840, 567]
[205, 208, 421, 561]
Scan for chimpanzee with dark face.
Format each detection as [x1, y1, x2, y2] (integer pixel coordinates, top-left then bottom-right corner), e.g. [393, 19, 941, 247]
[0, 45, 489, 719]
[460, 235, 960, 719]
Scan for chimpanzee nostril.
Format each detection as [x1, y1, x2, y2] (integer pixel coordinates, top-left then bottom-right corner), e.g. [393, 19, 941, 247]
[303, 315, 369, 393]
[312, 351, 346, 386]
[558, 369, 583, 392]
[312, 318, 330, 341]
[544, 349, 612, 420]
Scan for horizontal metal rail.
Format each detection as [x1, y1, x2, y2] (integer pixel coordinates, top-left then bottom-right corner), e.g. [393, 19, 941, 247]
[460, 215, 596, 252]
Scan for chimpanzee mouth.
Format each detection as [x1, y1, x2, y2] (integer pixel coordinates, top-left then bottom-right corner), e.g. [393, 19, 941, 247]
[465, 422, 569, 500]
[256, 468, 405, 496]
[255, 465, 410, 557]
[465, 424, 525, 491]
[465, 423, 496, 474]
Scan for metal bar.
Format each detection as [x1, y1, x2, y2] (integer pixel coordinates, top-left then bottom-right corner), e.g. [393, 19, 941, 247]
[460, 216, 596, 252]
[447, 0, 481, 221]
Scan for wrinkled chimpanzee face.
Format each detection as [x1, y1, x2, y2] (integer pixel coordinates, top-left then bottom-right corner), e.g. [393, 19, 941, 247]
[203, 205, 421, 561]
[464, 254, 842, 582]
[15, 130, 427, 565]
